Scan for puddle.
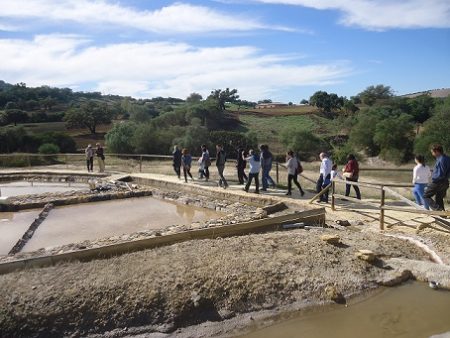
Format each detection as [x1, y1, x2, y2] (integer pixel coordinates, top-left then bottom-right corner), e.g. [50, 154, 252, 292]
[240, 282, 450, 338]
[0, 210, 40, 255]
[23, 197, 220, 251]
[0, 181, 88, 197]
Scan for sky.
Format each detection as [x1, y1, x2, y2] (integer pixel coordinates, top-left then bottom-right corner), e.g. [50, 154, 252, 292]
[0, 0, 449, 102]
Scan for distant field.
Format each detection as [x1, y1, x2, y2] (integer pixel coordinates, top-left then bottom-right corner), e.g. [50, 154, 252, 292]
[237, 114, 341, 154]
[229, 104, 317, 117]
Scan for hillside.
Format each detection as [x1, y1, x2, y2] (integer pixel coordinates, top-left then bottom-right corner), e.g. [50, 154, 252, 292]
[401, 88, 450, 99]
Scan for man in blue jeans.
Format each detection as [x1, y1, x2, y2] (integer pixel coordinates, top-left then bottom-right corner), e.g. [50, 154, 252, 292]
[424, 144, 450, 211]
[260, 144, 276, 191]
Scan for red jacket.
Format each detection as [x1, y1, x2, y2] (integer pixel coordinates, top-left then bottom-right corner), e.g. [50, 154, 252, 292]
[344, 159, 359, 177]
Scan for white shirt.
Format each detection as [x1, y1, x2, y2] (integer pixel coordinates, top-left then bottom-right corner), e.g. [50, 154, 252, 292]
[413, 164, 431, 184]
[330, 170, 342, 181]
[320, 157, 332, 177]
[246, 155, 261, 174]
[286, 157, 298, 175]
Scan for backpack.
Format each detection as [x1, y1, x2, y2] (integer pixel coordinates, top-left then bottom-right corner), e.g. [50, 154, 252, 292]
[296, 160, 303, 175]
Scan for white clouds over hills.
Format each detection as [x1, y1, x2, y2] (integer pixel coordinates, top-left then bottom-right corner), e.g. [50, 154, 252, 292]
[254, 0, 450, 30]
[0, 35, 351, 100]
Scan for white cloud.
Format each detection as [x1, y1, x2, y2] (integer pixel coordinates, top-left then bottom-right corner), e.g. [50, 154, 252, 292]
[0, 0, 290, 33]
[0, 35, 352, 101]
[253, 0, 450, 30]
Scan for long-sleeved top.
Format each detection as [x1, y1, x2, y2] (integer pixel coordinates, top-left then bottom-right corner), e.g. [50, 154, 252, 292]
[331, 170, 343, 181]
[413, 164, 431, 184]
[182, 154, 192, 167]
[85, 147, 94, 159]
[320, 157, 332, 177]
[286, 157, 298, 175]
[246, 155, 261, 174]
[216, 150, 226, 166]
[200, 150, 210, 166]
[172, 149, 182, 166]
[260, 149, 273, 169]
[431, 154, 450, 182]
[343, 159, 359, 178]
[237, 149, 246, 168]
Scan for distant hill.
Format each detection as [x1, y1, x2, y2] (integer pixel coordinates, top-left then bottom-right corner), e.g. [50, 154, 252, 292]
[401, 88, 450, 98]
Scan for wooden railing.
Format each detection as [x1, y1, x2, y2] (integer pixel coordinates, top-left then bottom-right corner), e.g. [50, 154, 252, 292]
[309, 178, 450, 230]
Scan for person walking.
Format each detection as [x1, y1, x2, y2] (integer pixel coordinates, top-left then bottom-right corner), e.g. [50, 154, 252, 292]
[85, 144, 94, 172]
[95, 143, 105, 173]
[285, 150, 305, 196]
[412, 154, 431, 209]
[260, 145, 276, 191]
[244, 149, 261, 194]
[331, 164, 343, 181]
[424, 144, 450, 211]
[316, 152, 332, 202]
[216, 144, 228, 189]
[172, 145, 182, 179]
[200, 145, 210, 181]
[236, 147, 248, 185]
[181, 148, 194, 183]
[343, 154, 361, 200]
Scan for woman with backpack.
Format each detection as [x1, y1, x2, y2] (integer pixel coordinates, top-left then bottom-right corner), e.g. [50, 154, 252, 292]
[286, 150, 305, 196]
[244, 149, 261, 194]
[200, 145, 210, 182]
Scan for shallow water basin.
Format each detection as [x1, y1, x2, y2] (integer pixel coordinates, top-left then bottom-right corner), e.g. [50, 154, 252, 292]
[0, 181, 88, 197]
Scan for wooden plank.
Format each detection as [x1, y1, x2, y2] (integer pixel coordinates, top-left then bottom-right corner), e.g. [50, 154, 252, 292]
[382, 205, 450, 217]
[308, 183, 331, 204]
[333, 194, 380, 208]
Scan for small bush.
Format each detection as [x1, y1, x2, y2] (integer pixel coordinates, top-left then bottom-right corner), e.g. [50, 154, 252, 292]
[38, 143, 60, 154]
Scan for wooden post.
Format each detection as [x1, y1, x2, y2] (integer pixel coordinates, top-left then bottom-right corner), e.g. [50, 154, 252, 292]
[27, 155, 31, 167]
[139, 155, 143, 173]
[380, 186, 385, 230]
[276, 161, 279, 185]
[331, 181, 336, 211]
[65, 154, 69, 169]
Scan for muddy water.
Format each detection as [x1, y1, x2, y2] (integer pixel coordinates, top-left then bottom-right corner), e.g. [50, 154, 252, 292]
[0, 181, 88, 197]
[0, 211, 40, 255]
[241, 282, 450, 338]
[23, 197, 220, 251]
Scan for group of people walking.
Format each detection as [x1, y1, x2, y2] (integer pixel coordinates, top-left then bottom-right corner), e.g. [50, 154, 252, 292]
[85, 143, 105, 173]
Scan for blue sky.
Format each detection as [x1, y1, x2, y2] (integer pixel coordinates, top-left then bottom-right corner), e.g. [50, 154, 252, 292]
[0, 0, 449, 102]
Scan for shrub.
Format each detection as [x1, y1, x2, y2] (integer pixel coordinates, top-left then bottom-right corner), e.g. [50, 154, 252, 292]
[280, 127, 328, 158]
[38, 143, 60, 154]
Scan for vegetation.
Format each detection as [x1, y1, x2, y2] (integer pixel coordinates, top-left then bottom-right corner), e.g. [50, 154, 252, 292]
[1, 80, 449, 165]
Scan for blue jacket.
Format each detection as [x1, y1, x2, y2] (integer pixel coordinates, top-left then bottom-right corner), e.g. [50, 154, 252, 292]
[432, 154, 450, 182]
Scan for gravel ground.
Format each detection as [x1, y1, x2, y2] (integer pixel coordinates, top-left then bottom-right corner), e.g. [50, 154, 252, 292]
[0, 227, 431, 337]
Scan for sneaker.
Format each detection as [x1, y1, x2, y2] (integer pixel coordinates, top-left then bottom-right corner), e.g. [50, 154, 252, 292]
[261, 188, 267, 191]
[243, 188, 249, 193]
[254, 190, 260, 194]
[285, 192, 292, 196]
[300, 190, 305, 197]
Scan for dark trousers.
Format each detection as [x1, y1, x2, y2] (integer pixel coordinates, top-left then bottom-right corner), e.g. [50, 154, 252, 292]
[183, 166, 193, 182]
[173, 165, 181, 178]
[288, 174, 304, 194]
[217, 165, 228, 187]
[262, 167, 275, 189]
[424, 180, 449, 211]
[345, 177, 361, 200]
[316, 174, 331, 202]
[245, 173, 259, 192]
[203, 166, 210, 179]
[86, 157, 93, 172]
[237, 165, 248, 184]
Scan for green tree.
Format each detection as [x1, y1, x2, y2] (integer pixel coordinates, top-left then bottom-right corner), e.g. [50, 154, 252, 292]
[5, 109, 28, 126]
[186, 92, 203, 104]
[281, 126, 327, 158]
[209, 88, 239, 111]
[415, 97, 450, 159]
[408, 94, 435, 124]
[105, 122, 137, 154]
[342, 99, 359, 115]
[373, 113, 415, 163]
[348, 111, 382, 156]
[357, 84, 393, 106]
[64, 100, 113, 134]
[309, 91, 344, 117]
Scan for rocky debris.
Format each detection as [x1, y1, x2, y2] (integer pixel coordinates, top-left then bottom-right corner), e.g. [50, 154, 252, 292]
[355, 249, 377, 262]
[336, 220, 351, 227]
[376, 269, 413, 287]
[0, 229, 429, 337]
[321, 234, 341, 245]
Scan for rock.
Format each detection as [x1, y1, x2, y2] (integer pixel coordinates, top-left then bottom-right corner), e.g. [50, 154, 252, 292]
[320, 234, 341, 245]
[377, 269, 412, 286]
[355, 249, 376, 262]
[336, 220, 351, 227]
[325, 285, 345, 304]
